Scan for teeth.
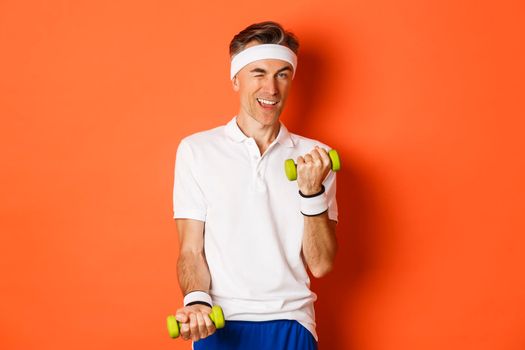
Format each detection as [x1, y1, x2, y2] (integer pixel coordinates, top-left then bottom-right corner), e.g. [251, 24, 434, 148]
[257, 98, 278, 105]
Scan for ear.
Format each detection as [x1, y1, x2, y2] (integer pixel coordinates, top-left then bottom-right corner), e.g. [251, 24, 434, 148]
[232, 75, 240, 92]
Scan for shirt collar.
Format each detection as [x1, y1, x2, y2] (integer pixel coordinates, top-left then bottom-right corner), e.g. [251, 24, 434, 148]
[224, 116, 294, 148]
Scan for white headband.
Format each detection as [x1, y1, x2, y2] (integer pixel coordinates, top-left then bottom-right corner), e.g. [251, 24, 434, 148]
[230, 44, 298, 80]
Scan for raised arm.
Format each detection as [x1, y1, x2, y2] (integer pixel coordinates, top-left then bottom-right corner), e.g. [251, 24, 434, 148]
[302, 214, 337, 278]
[296, 146, 338, 278]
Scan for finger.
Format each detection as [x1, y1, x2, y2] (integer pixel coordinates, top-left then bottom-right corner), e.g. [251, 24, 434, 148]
[315, 146, 331, 168]
[296, 156, 305, 165]
[204, 312, 216, 335]
[196, 312, 208, 339]
[175, 310, 188, 323]
[180, 321, 191, 340]
[189, 313, 199, 341]
[308, 149, 324, 166]
[303, 153, 314, 164]
[314, 145, 329, 155]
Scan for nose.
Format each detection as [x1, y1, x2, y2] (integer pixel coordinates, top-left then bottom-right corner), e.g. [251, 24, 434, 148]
[262, 77, 278, 96]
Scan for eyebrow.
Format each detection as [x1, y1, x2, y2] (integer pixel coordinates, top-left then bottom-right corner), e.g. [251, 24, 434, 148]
[249, 66, 293, 75]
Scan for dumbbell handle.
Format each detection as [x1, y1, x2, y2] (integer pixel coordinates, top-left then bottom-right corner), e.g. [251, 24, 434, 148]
[285, 149, 341, 181]
[167, 305, 225, 339]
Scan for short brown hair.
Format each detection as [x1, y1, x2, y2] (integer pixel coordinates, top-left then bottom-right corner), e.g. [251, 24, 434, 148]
[229, 21, 299, 57]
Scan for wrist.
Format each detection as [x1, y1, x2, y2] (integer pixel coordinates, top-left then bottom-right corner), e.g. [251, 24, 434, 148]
[299, 185, 328, 216]
[299, 185, 324, 197]
[183, 290, 213, 308]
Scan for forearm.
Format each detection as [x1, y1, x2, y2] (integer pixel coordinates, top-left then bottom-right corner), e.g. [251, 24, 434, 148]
[302, 211, 337, 278]
[175, 251, 215, 342]
[177, 251, 211, 295]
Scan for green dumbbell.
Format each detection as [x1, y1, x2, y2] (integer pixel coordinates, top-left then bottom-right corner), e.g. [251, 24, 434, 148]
[285, 149, 341, 181]
[166, 305, 225, 339]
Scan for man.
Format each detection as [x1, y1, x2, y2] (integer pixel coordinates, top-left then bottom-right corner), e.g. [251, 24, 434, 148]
[172, 21, 338, 350]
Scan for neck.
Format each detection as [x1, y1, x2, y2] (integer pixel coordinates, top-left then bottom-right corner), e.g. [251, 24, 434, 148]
[236, 113, 280, 155]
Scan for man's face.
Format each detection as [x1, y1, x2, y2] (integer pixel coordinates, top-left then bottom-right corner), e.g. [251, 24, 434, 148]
[232, 46, 294, 127]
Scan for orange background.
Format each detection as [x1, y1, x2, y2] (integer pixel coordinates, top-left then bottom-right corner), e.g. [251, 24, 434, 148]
[1, 1, 524, 349]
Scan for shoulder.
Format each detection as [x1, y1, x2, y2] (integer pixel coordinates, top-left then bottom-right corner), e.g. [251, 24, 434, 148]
[181, 125, 225, 145]
[177, 124, 229, 156]
[289, 132, 332, 152]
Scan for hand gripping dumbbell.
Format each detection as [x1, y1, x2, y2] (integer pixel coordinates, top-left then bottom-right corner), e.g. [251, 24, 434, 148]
[284, 149, 341, 181]
[166, 305, 225, 338]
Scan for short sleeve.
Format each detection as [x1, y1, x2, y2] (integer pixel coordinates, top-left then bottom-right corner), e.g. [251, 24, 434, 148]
[172, 139, 207, 221]
[324, 168, 338, 222]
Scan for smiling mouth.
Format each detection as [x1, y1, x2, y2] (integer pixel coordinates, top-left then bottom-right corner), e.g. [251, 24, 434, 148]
[256, 98, 279, 107]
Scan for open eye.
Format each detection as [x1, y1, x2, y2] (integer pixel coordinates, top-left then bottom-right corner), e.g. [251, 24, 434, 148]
[277, 72, 289, 79]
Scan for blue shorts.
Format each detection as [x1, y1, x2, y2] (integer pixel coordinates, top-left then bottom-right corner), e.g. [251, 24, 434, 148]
[193, 319, 317, 350]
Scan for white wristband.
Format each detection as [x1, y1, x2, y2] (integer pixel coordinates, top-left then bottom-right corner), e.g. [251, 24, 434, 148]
[300, 186, 329, 216]
[183, 291, 213, 307]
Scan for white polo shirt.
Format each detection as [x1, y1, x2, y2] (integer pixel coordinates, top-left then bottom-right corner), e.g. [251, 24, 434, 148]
[173, 116, 338, 340]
